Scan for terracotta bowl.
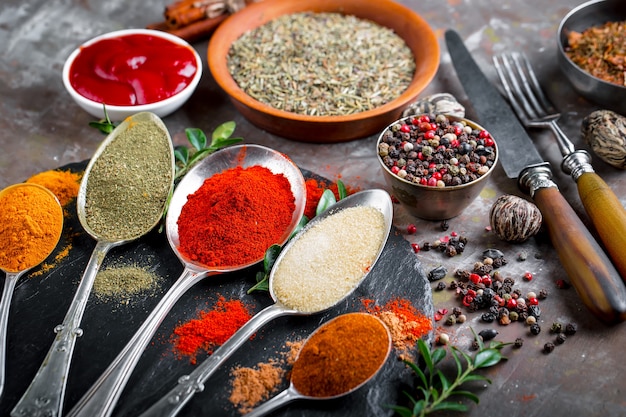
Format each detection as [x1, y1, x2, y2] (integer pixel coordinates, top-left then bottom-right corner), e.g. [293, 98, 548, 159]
[376, 115, 498, 221]
[557, 0, 626, 114]
[207, 0, 440, 143]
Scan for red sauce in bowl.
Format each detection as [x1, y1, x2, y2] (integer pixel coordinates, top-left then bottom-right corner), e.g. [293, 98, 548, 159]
[69, 33, 198, 106]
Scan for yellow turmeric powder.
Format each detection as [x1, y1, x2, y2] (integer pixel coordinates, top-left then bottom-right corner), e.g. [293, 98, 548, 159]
[26, 169, 82, 207]
[0, 183, 64, 272]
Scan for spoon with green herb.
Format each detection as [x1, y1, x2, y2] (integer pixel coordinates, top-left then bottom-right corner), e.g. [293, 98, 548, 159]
[12, 111, 175, 417]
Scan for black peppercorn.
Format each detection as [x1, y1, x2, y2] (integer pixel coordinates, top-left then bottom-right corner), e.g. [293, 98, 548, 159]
[556, 333, 567, 344]
[435, 282, 447, 291]
[478, 328, 499, 341]
[481, 312, 496, 323]
[514, 337, 524, 348]
[529, 323, 541, 335]
[565, 323, 578, 335]
[550, 322, 563, 334]
[543, 342, 555, 354]
[428, 265, 447, 281]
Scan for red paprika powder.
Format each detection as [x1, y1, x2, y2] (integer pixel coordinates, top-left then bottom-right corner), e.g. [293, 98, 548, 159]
[177, 165, 295, 267]
[172, 296, 253, 364]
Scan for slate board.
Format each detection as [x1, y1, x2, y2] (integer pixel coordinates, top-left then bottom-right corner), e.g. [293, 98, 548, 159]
[0, 162, 434, 417]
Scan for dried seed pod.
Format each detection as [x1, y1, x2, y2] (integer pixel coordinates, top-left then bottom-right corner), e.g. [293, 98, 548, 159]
[581, 109, 626, 169]
[402, 93, 466, 118]
[490, 195, 542, 242]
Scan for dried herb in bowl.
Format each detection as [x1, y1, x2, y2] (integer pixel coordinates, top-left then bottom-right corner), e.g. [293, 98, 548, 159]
[227, 12, 415, 116]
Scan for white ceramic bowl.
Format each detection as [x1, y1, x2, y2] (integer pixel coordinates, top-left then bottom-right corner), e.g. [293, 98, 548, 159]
[62, 29, 202, 121]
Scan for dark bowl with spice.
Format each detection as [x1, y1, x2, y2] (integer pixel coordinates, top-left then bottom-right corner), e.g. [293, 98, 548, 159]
[376, 114, 498, 221]
[207, 0, 440, 143]
[557, 0, 626, 114]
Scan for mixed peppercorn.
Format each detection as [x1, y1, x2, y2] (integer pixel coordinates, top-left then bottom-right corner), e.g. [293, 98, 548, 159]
[378, 114, 497, 187]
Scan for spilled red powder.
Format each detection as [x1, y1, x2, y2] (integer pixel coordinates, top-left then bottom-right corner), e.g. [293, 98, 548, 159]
[172, 296, 253, 364]
[304, 178, 359, 219]
[363, 297, 433, 361]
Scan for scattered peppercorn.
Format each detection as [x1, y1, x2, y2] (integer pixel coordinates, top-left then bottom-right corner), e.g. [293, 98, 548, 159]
[445, 315, 456, 326]
[565, 322, 578, 335]
[478, 328, 498, 341]
[550, 322, 563, 334]
[556, 333, 567, 344]
[428, 265, 447, 281]
[556, 279, 571, 289]
[456, 314, 467, 324]
[529, 323, 541, 335]
[538, 288, 549, 299]
[441, 220, 449, 231]
[543, 342, 555, 354]
[514, 337, 524, 348]
[437, 333, 450, 345]
[407, 224, 417, 234]
[435, 282, 447, 291]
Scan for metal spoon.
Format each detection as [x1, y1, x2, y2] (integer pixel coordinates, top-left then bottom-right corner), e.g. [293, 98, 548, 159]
[137, 188, 393, 417]
[0, 183, 64, 400]
[246, 312, 392, 417]
[12, 112, 175, 417]
[66, 144, 307, 417]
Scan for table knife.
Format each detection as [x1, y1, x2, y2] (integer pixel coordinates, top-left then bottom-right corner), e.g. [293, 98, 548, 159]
[445, 29, 626, 324]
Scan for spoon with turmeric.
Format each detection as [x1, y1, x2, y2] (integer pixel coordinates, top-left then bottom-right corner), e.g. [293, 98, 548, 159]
[246, 312, 392, 416]
[0, 183, 64, 399]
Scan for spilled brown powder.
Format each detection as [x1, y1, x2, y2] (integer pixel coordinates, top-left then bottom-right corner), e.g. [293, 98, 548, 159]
[229, 339, 303, 414]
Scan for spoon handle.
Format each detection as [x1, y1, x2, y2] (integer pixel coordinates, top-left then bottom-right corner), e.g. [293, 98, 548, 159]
[11, 241, 115, 417]
[0, 272, 22, 399]
[245, 386, 302, 417]
[66, 267, 205, 417]
[138, 303, 291, 417]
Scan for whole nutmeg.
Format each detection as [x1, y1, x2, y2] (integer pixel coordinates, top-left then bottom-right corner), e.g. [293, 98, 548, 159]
[490, 194, 542, 242]
[581, 109, 626, 169]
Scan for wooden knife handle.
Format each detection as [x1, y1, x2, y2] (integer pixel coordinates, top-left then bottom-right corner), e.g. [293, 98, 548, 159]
[533, 186, 626, 323]
[577, 171, 626, 281]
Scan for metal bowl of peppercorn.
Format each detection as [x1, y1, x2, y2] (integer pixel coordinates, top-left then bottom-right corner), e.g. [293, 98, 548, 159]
[376, 114, 498, 221]
[557, 0, 626, 114]
[207, 0, 439, 143]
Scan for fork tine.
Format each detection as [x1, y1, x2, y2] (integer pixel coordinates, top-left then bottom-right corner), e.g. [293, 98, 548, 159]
[492, 54, 529, 123]
[499, 53, 541, 120]
[511, 52, 557, 116]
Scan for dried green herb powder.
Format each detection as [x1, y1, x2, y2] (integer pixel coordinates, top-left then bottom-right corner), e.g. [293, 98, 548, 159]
[227, 12, 416, 116]
[84, 120, 172, 241]
[93, 263, 163, 303]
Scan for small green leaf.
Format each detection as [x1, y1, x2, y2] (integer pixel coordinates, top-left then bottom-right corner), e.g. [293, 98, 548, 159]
[473, 349, 503, 369]
[337, 179, 348, 199]
[436, 370, 451, 392]
[385, 405, 414, 417]
[212, 120, 236, 140]
[461, 374, 491, 383]
[430, 346, 446, 366]
[431, 401, 469, 412]
[247, 272, 269, 293]
[404, 359, 428, 388]
[411, 400, 425, 416]
[263, 244, 282, 272]
[88, 120, 116, 134]
[209, 137, 244, 151]
[174, 146, 189, 164]
[449, 390, 480, 404]
[417, 339, 434, 375]
[316, 189, 336, 216]
[187, 148, 214, 165]
[186, 127, 207, 151]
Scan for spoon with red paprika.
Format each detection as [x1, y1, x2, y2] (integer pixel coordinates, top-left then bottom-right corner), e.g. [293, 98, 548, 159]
[0, 183, 64, 400]
[246, 312, 392, 416]
[67, 144, 307, 417]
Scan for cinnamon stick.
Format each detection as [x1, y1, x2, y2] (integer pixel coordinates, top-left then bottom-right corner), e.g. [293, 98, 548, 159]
[147, 14, 228, 43]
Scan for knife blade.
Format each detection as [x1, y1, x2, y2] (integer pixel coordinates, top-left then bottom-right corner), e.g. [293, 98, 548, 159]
[445, 29, 626, 324]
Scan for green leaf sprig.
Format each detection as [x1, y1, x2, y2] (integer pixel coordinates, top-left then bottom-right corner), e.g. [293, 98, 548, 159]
[247, 180, 347, 294]
[174, 122, 243, 181]
[89, 105, 118, 134]
[390, 331, 509, 417]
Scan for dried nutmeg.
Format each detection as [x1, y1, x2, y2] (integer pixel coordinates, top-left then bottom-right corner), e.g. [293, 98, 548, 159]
[490, 194, 542, 242]
[581, 109, 626, 169]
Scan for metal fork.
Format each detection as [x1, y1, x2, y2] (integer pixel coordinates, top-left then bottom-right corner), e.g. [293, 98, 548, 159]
[493, 51, 626, 281]
[493, 52, 576, 157]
